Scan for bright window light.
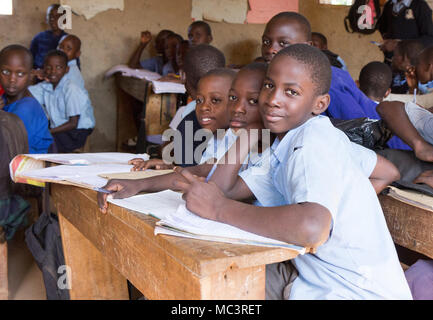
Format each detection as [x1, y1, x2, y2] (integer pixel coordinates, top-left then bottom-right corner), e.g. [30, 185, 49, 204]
[319, 0, 354, 5]
[0, 0, 13, 15]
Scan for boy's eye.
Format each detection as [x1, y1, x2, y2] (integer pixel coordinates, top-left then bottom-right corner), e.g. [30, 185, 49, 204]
[211, 98, 221, 104]
[1, 70, 10, 75]
[228, 95, 237, 101]
[262, 39, 271, 46]
[279, 41, 290, 47]
[286, 89, 299, 96]
[248, 98, 258, 105]
[196, 97, 204, 104]
[17, 72, 25, 77]
[263, 82, 273, 89]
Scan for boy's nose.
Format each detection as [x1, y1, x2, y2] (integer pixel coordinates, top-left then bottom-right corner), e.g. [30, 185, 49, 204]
[233, 101, 246, 113]
[266, 89, 282, 108]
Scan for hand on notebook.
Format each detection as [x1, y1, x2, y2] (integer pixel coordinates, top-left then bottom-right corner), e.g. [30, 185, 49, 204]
[173, 167, 225, 221]
[97, 179, 141, 214]
[413, 170, 433, 189]
[128, 158, 174, 171]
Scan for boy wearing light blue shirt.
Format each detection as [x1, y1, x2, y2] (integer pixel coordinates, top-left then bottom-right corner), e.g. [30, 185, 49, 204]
[29, 50, 95, 153]
[174, 45, 412, 300]
[58, 35, 85, 89]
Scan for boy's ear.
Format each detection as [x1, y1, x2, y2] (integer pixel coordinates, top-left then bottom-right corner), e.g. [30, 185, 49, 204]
[384, 88, 391, 99]
[355, 80, 360, 88]
[65, 66, 70, 73]
[312, 93, 330, 115]
[207, 35, 213, 44]
[76, 50, 81, 59]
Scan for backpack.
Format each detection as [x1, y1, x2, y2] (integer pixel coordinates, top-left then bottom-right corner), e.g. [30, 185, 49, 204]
[344, 0, 381, 35]
[25, 211, 70, 300]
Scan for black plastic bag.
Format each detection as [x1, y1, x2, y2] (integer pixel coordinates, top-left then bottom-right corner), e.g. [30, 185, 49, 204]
[331, 117, 392, 150]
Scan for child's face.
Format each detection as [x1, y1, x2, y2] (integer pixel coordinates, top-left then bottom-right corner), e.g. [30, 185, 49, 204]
[0, 51, 31, 98]
[261, 19, 310, 64]
[188, 25, 212, 46]
[44, 56, 69, 87]
[228, 69, 265, 132]
[416, 58, 433, 84]
[165, 37, 180, 63]
[259, 55, 329, 139]
[48, 7, 62, 32]
[311, 35, 326, 51]
[59, 37, 81, 61]
[195, 75, 232, 133]
[156, 31, 171, 55]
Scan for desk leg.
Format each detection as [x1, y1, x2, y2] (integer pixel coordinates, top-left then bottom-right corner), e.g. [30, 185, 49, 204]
[58, 212, 129, 300]
[0, 241, 7, 300]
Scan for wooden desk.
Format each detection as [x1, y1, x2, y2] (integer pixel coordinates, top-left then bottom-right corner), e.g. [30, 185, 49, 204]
[379, 194, 433, 259]
[52, 184, 301, 300]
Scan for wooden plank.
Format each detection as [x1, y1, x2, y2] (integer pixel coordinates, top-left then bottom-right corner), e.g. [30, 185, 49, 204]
[58, 212, 129, 300]
[0, 241, 7, 300]
[115, 85, 138, 152]
[52, 184, 299, 299]
[379, 194, 433, 259]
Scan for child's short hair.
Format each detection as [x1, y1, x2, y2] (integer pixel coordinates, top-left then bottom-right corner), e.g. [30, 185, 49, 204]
[0, 44, 33, 68]
[418, 46, 433, 66]
[268, 12, 312, 41]
[312, 32, 327, 46]
[167, 33, 184, 43]
[200, 67, 237, 82]
[188, 21, 212, 37]
[359, 61, 392, 100]
[275, 44, 331, 95]
[62, 34, 82, 51]
[395, 40, 425, 66]
[183, 44, 225, 90]
[44, 49, 68, 66]
[46, 3, 61, 23]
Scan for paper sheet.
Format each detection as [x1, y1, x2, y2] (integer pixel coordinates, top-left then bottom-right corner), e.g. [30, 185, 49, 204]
[104, 64, 162, 81]
[108, 190, 184, 220]
[387, 186, 433, 212]
[246, 0, 299, 24]
[23, 153, 149, 165]
[20, 164, 133, 188]
[191, 0, 248, 24]
[156, 204, 306, 251]
[151, 81, 186, 94]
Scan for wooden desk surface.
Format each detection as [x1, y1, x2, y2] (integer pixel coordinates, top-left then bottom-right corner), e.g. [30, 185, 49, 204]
[52, 184, 300, 300]
[379, 194, 433, 259]
[116, 74, 147, 103]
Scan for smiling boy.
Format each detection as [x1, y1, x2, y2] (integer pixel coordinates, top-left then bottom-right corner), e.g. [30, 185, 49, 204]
[29, 50, 95, 153]
[174, 44, 412, 300]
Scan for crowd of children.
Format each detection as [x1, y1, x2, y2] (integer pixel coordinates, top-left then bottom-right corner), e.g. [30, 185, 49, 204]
[4, 1, 433, 300]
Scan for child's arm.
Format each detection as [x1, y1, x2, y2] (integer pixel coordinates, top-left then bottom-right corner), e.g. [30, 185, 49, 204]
[50, 115, 79, 134]
[173, 168, 332, 249]
[377, 101, 433, 162]
[97, 163, 213, 213]
[128, 31, 152, 69]
[369, 155, 400, 193]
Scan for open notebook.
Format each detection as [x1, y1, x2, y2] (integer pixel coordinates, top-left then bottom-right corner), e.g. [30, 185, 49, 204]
[104, 64, 162, 81]
[151, 80, 186, 94]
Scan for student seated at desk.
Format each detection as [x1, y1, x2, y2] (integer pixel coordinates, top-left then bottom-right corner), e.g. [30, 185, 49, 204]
[129, 44, 227, 170]
[188, 21, 213, 46]
[29, 50, 95, 153]
[98, 62, 268, 210]
[58, 34, 85, 89]
[128, 29, 174, 74]
[377, 47, 433, 164]
[0, 45, 53, 153]
[358, 61, 392, 103]
[172, 44, 411, 300]
[158, 33, 184, 80]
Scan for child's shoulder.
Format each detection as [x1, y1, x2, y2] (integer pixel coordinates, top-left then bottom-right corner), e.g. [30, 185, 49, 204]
[32, 30, 51, 40]
[14, 96, 45, 113]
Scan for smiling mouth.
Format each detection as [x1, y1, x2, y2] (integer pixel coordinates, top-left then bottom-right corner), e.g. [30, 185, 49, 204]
[230, 119, 246, 127]
[264, 113, 283, 123]
[199, 117, 214, 125]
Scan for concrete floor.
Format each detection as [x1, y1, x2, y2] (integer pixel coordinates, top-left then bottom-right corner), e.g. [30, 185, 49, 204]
[7, 229, 46, 300]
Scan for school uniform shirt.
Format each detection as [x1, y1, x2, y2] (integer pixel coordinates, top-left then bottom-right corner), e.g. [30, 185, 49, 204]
[140, 56, 164, 75]
[325, 66, 411, 150]
[378, 0, 433, 47]
[239, 116, 412, 300]
[2, 96, 53, 154]
[30, 30, 68, 69]
[162, 61, 175, 76]
[65, 59, 85, 89]
[28, 76, 95, 130]
[405, 100, 433, 145]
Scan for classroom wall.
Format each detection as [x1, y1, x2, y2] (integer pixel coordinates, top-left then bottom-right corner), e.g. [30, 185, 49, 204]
[0, 0, 423, 151]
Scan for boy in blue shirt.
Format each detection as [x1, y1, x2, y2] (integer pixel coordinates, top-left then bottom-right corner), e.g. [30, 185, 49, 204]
[29, 50, 95, 153]
[30, 4, 67, 70]
[0, 45, 53, 153]
[173, 44, 412, 300]
[58, 34, 85, 89]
